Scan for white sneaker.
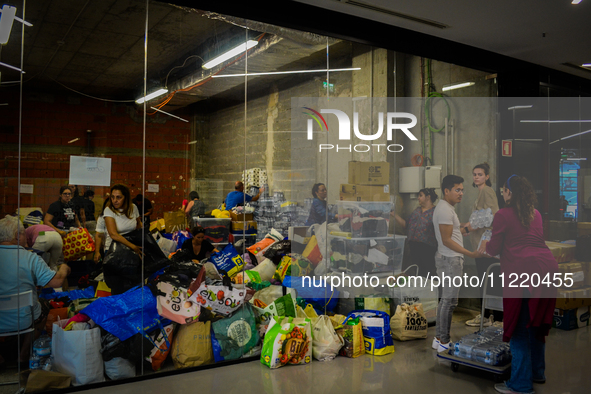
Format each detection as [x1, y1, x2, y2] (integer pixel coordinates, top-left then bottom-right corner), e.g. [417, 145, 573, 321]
[466, 314, 483, 327]
[437, 342, 451, 353]
[483, 315, 493, 327]
[493, 320, 503, 328]
[432, 337, 440, 350]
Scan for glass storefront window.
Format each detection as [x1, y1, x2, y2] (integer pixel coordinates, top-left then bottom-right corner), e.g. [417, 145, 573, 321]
[2, 0, 589, 391]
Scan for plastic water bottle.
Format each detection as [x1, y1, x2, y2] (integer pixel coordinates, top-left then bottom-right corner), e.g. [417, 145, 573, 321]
[33, 333, 52, 358]
[29, 353, 41, 370]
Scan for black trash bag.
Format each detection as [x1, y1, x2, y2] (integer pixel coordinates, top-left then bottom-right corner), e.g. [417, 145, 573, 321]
[100, 329, 153, 364]
[262, 239, 292, 265]
[169, 248, 196, 264]
[122, 229, 170, 275]
[103, 242, 142, 295]
[100, 330, 127, 362]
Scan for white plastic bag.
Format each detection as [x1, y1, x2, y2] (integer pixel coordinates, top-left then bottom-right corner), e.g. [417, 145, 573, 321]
[52, 319, 104, 386]
[311, 315, 343, 361]
[153, 232, 178, 256]
[104, 357, 136, 380]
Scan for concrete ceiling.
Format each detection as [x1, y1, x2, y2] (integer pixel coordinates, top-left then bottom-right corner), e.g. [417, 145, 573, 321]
[294, 0, 591, 82]
[1, 0, 589, 114]
[0, 0, 342, 112]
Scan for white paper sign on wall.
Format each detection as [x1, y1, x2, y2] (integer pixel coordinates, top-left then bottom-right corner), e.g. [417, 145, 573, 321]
[69, 156, 112, 186]
[20, 184, 34, 194]
[147, 184, 159, 193]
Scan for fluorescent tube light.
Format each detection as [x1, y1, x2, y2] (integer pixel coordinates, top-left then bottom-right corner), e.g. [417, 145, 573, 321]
[0, 5, 16, 45]
[567, 158, 587, 160]
[150, 106, 189, 122]
[0, 5, 32, 45]
[442, 82, 475, 92]
[68, 138, 80, 144]
[572, 0, 583, 4]
[508, 105, 533, 110]
[583, 63, 591, 67]
[202, 40, 258, 69]
[561, 129, 591, 140]
[136, 88, 168, 104]
[212, 67, 361, 78]
[0, 61, 23, 73]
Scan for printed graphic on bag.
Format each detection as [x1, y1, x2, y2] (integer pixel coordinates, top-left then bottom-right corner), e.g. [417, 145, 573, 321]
[261, 317, 312, 368]
[228, 320, 252, 346]
[63, 229, 95, 261]
[404, 310, 428, 331]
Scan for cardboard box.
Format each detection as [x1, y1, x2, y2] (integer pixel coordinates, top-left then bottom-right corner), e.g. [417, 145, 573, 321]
[348, 161, 390, 185]
[339, 184, 390, 202]
[163, 210, 185, 233]
[231, 220, 257, 234]
[552, 306, 590, 331]
[555, 286, 591, 309]
[558, 261, 586, 288]
[230, 211, 254, 221]
[545, 241, 576, 263]
[150, 218, 166, 232]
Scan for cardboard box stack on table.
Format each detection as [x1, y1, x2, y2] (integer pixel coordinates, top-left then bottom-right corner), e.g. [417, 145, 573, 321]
[340, 162, 390, 202]
[550, 239, 591, 330]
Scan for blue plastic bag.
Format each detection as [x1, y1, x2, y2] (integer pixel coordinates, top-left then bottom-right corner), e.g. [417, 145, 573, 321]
[82, 286, 167, 341]
[210, 244, 245, 278]
[344, 310, 394, 356]
[39, 286, 96, 300]
[283, 276, 339, 314]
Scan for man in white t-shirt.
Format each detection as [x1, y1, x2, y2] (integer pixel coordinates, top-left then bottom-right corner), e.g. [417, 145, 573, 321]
[431, 175, 483, 353]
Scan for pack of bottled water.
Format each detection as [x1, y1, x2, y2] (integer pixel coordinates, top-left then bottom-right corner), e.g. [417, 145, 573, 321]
[451, 326, 511, 366]
[469, 208, 494, 229]
[30, 332, 52, 371]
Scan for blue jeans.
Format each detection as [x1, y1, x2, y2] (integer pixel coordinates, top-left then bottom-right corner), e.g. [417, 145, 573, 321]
[435, 252, 463, 344]
[506, 298, 546, 393]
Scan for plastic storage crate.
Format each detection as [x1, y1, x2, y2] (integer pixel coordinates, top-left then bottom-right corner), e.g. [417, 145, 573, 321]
[194, 218, 231, 244]
[337, 201, 392, 238]
[328, 234, 405, 275]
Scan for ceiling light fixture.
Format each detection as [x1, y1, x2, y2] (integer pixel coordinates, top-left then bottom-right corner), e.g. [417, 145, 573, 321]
[572, 0, 583, 4]
[508, 105, 533, 110]
[0, 61, 24, 73]
[202, 40, 258, 70]
[212, 67, 361, 78]
[441, 81, 475, 92]
[0, 5, 32, 45]
[583, 63, 591, 67]
[136, 88, 168, 104]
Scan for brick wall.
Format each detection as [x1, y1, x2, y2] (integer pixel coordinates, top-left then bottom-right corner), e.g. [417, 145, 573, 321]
[0, 91, 191, 220]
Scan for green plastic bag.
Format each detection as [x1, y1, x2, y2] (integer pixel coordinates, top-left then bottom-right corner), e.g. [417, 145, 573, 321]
[260, 316, 312, 369]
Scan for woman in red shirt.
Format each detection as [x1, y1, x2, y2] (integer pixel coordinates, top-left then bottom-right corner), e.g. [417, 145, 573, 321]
[483, 175, 557, 394]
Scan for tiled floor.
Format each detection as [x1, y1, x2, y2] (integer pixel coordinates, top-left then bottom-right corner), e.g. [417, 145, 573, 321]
[2, 308, 590, 394]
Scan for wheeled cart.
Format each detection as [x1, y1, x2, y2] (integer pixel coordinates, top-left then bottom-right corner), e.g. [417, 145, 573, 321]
[437, 263, 510, 381]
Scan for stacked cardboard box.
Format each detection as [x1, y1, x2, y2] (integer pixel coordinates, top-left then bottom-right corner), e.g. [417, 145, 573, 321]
[545, 241, 577, 263]
[340, 161, 391, 202]
[554, 258, 591, 329]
